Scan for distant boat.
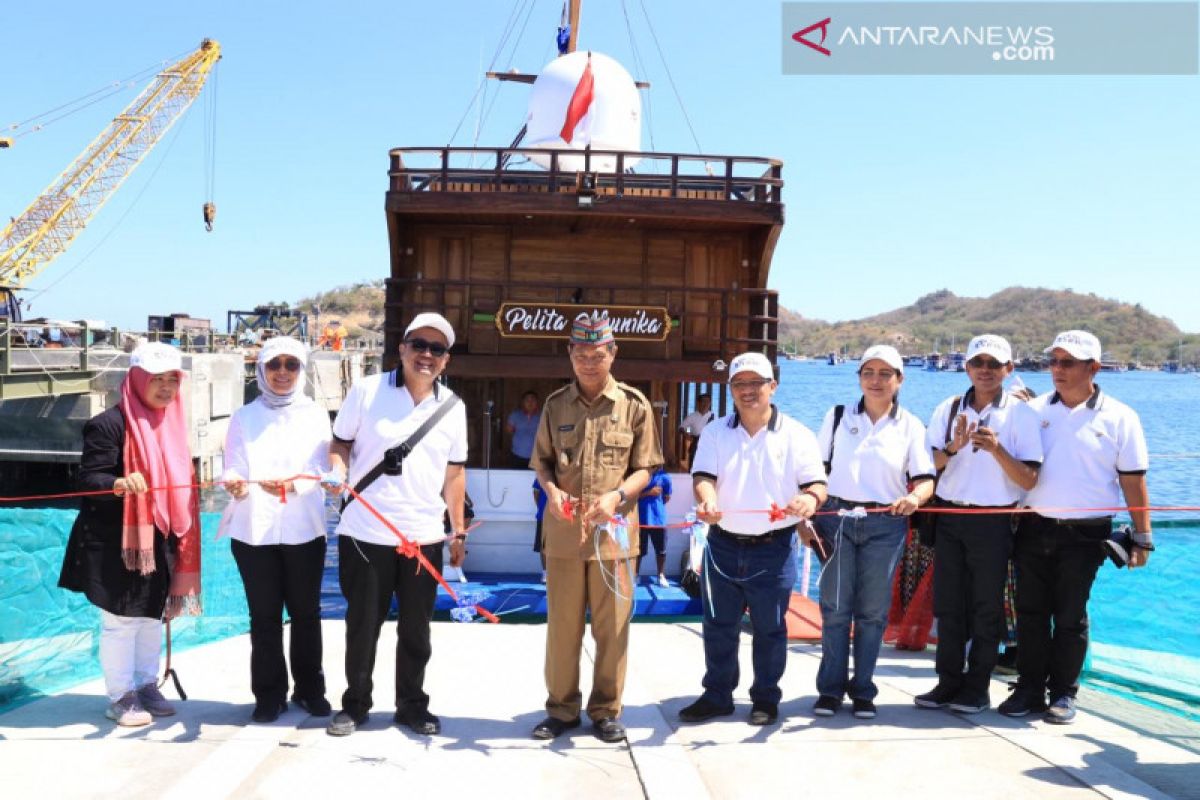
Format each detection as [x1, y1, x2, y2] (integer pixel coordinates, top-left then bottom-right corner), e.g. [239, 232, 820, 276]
[903, 354, 925, 368]
[948, 351, 967, 372]
[827, 351, 844, 365]
[1100, 359, 1128, 373]
[925, 352, 945, 371]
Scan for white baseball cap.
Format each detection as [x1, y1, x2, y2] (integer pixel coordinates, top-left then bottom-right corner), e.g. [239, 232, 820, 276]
[860, 344, 904, 373]
[727, 352, 775, 382]
[130, 342, 182, 375]
[403, 312, 456, 349]
[966, 335, 1013, 365]
[1045, 330, 1101, 361]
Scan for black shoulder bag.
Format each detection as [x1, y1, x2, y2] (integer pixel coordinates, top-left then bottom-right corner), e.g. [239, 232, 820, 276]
[341, 394, 461, 511]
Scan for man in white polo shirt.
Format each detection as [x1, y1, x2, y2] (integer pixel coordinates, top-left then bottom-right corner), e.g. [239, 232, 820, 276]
[680, 352, 827, 726]
[998, 330, 1151, 724]
[914, 335, 1042, 715]
[323, 312, 468, 737]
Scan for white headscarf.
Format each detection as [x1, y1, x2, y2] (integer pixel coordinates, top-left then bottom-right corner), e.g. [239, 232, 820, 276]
[255, 337, 310, 409]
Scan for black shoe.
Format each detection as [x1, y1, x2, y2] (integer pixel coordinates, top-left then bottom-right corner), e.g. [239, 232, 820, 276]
[592, 717, 626, 743]
[291, 694, 332, 717]
[914, 682, 960, 709]
[748, 703, 778, 726]
[851, 698, 877, 719]
[251, 699, 288, 724]
[812, 695, 841, 717]
[394, 707, 441, 735]
[997, 684, 1047, 718]
[948, 689, 990, 714]
[326, 709, 367, 736]
[678, 697, 735, 723]
[531, 715, 581, 740]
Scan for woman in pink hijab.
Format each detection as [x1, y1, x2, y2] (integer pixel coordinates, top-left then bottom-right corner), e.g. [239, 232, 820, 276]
[59, 342, 201, 727]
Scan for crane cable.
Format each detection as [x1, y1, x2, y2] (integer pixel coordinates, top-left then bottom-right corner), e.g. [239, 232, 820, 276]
[202, 62, 220, 232]
[4, 49, 192, 140]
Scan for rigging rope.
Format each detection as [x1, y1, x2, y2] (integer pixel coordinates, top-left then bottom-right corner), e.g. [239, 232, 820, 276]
[637, 0, 704, 155]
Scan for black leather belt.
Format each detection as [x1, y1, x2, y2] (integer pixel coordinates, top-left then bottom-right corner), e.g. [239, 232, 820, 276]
[828, 496, 889, 509]
[936, 496, 1018, 510]
[711, 524, 796, 545]
[1035, 513, 1111, 529]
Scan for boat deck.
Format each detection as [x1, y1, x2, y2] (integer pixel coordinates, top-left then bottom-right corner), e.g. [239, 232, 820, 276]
[2, 621, 1196, 799]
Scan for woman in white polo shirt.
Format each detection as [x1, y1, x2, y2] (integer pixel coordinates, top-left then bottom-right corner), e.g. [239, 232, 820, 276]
[220, 337, 333, 723]
[811, 345, 936, 719]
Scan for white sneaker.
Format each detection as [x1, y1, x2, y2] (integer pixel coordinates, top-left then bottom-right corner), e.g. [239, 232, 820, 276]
[137, 682, 177, 716]
[658, 574, 669, 588]
[106, 691, 152, 727]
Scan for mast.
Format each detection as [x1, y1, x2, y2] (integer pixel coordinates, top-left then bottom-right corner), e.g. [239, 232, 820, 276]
[566, 0, 581, 54]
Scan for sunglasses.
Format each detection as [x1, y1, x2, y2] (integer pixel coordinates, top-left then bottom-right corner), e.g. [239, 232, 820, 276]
[265, 358, 302, 372]
[1048, 357, 1091, 369]
[730, 378, 772, 392]
[968, 358, 1004, 370]
[404, 337, 449, 357]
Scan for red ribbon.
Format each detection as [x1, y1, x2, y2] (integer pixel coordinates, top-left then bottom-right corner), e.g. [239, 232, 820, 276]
[561, 497, 576, 522]
[767, 502, 788, 523]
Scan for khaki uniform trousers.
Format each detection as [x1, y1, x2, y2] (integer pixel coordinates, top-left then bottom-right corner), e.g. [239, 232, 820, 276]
[544, 555, 634, 721]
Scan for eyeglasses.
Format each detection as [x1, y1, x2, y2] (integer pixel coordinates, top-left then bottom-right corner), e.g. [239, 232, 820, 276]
[265, 358, 302, 372]
[404, 337, 449, 357]
[730, 378, 771, 392]
[968, 358, 1004, 370]
[859, 369, 897, 380]
[1048, 357, 1091, 369]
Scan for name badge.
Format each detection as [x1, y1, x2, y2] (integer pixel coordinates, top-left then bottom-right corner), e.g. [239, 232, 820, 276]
[558, 424, 575, 432]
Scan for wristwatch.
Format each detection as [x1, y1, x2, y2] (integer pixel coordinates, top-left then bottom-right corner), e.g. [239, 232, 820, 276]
[1131, 531, 1155, 551]
[615, 488, 627, 504]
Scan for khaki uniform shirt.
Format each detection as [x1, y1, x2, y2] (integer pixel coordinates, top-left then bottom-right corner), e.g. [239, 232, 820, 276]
[533, 375, 663, 560]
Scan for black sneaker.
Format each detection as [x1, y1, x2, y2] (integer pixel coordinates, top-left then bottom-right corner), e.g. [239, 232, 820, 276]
[531, 715, 581, 740]
[812, 695, 841, 717]
[748, 703, 778, 726]
[291, 694, 332, 717]
[997, 685, 1047, 718]
[1044, 695, 1077, 725]
[948, 689, 990, 714]
[326, 709, 367, 736]
[914, 683, 960, 709]
[251, 699, 288, 724]
[851, 698, 877, 719]
[591, 717, 626, 743]
[394, 707, 441, 735]
[678, 697, 735, 723]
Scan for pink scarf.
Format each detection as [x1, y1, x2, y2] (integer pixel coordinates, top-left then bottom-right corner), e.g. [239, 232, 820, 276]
[119, 367, 202, 617]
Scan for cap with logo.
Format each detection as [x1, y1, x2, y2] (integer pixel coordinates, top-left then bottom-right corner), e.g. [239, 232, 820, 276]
[966, 334, 1013, 365]
[1044, 330, 1101, 362]
[130, 342, 183, 375]
[569, 313, 615, 346]
[860, 344, 904, 374]
[404, 312, 456, 348]
[727, 352, 775, 382]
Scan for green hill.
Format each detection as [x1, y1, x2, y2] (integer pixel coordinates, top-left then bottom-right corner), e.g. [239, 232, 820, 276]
[295, 280, 385, 338]
[780, 288, 1197, 364]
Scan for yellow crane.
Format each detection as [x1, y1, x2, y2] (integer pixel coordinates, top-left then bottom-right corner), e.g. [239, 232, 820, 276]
[0, 39, 221, 321]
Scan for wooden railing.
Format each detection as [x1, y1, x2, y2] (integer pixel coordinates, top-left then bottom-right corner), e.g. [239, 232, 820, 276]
[389, 147, 783, 204]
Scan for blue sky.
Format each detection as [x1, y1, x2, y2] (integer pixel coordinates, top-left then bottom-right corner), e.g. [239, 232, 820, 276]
[2, 1, 1197, 332]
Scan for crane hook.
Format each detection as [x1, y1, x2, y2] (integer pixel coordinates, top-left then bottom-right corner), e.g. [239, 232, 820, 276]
[202, 202, 216, 232]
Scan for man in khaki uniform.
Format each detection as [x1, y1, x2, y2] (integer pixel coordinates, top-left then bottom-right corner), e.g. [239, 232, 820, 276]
[530, 314, 662, 743]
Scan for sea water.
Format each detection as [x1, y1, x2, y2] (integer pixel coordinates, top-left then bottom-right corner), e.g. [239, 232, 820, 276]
[773, 361, 1200, 716]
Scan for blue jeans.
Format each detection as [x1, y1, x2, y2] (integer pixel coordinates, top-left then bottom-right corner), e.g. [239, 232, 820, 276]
[814, 501, 908, 701]
[699, 526, 798, 707]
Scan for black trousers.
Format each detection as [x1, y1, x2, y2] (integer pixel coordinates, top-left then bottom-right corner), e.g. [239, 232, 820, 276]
[337, 535, 442, 718]
[231, 536, 327, 706]
[932, 511, 1013, 693]
[1013, 515, 1107, 699]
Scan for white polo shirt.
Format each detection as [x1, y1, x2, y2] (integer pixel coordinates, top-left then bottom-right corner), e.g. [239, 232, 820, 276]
[1023, 387, 1148, 520]
[681, 410, 714, 436]
[818, 398, 936, 504]
[691, 405, 825, 535]
[927, 388, 1044, 506]
[332, 370, 468, 545]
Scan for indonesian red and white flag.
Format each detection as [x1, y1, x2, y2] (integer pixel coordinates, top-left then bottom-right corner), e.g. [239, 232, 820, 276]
[559, 54, 594, 144]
